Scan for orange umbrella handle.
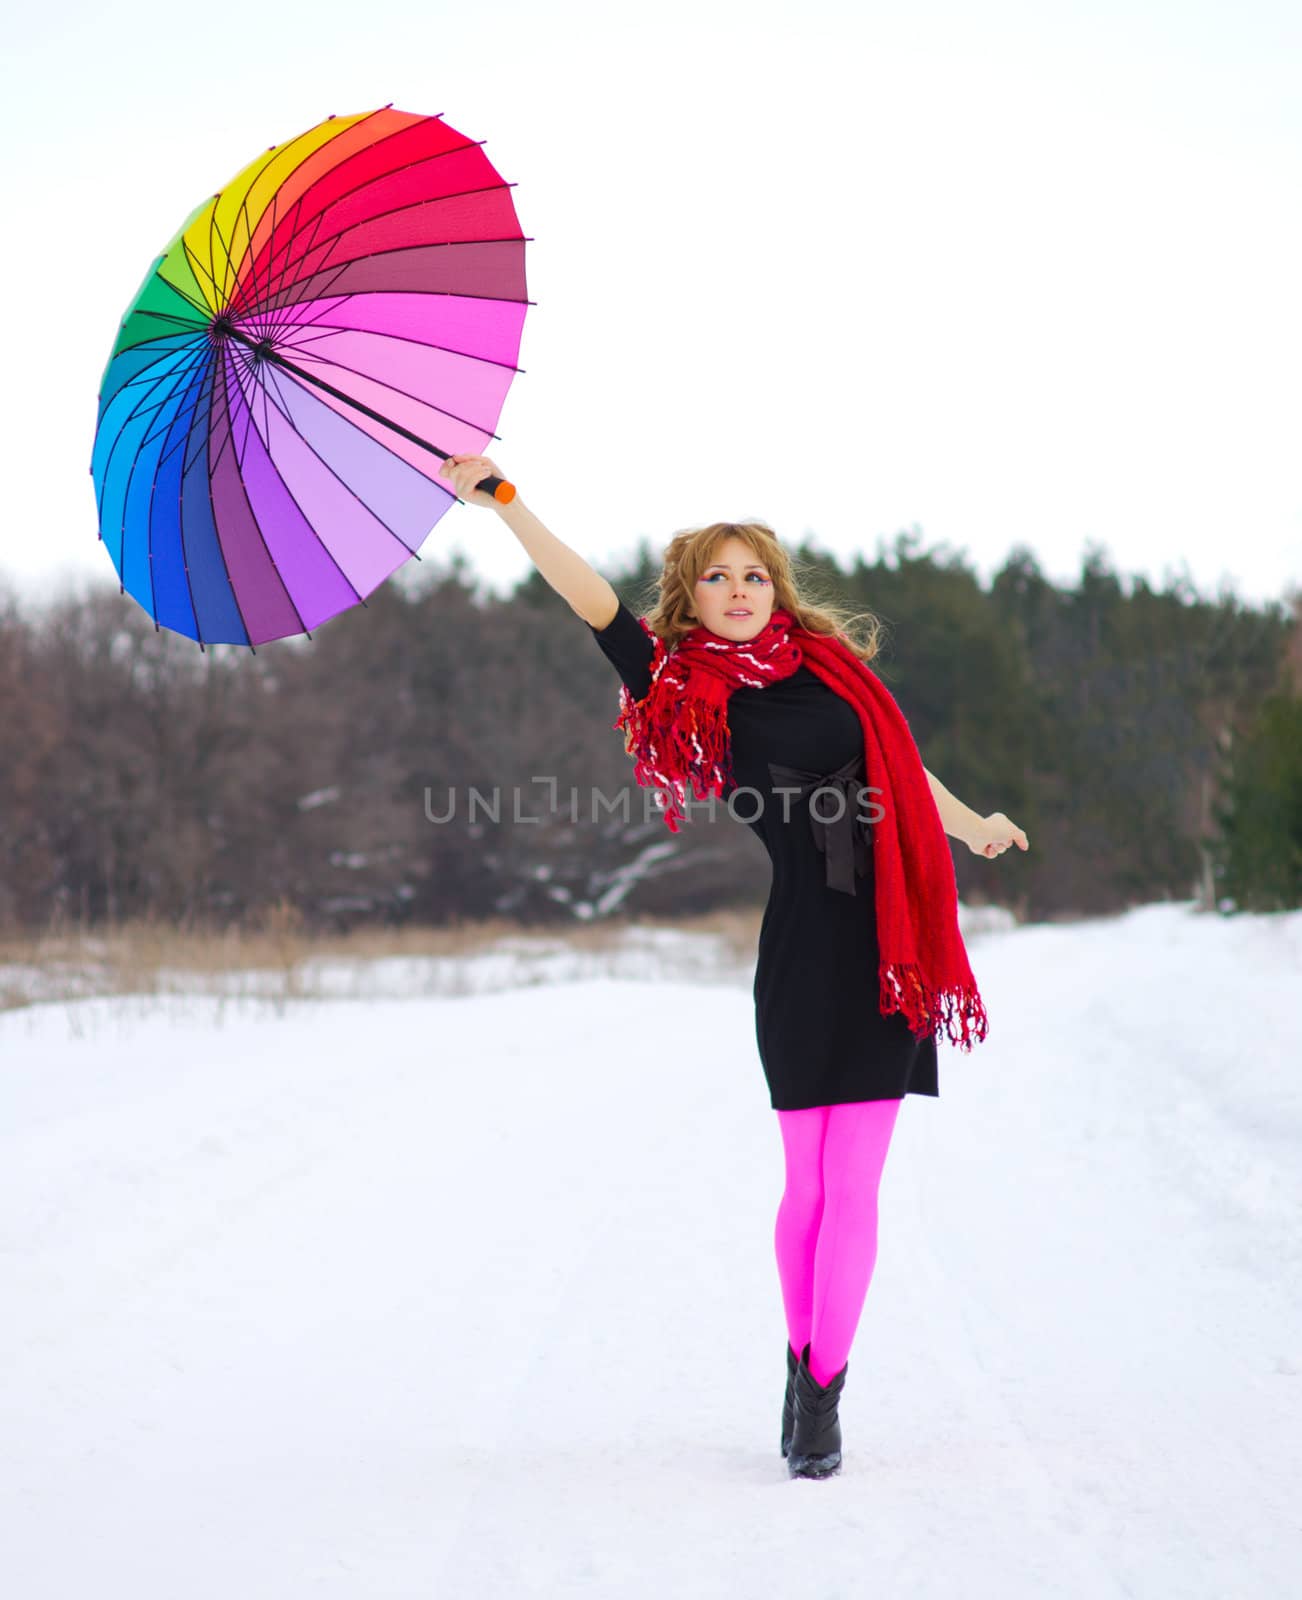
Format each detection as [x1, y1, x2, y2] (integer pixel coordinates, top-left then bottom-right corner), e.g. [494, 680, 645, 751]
[474, 474, 516, 504]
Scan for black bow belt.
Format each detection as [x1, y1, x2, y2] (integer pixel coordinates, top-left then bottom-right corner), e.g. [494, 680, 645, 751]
[767, 753, 874, 896]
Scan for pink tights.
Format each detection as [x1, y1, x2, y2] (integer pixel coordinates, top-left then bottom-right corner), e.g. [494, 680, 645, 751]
[774, 1097, 903, 1387]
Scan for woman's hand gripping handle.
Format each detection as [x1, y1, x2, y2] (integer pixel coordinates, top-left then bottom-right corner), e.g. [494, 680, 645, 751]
[438, 453, 516, 506]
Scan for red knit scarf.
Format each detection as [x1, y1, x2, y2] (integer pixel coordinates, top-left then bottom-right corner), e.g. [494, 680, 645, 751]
[611, 606, 989, 1051]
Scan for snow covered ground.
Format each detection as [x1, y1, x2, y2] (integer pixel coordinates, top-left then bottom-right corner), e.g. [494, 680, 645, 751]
[3, 901, 1300, 1598]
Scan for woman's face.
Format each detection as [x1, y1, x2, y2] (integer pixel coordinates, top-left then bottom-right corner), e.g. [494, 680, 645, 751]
[687, 536, 775, 641]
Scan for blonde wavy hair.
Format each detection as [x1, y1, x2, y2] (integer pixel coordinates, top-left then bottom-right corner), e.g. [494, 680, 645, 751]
[637, 520, 885, 664]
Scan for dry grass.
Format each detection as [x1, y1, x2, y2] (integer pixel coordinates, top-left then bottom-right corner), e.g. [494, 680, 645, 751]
[0, 900, 763, 1015]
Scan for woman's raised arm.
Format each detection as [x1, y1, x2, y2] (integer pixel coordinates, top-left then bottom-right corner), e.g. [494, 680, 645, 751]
[438, 454, 618, 629]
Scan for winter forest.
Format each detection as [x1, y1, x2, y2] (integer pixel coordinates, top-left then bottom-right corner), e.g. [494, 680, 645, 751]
[2, 529, 1297, 938]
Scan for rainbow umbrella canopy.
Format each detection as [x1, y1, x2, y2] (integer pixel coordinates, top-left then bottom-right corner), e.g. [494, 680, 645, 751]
[91, 106, 528, 648]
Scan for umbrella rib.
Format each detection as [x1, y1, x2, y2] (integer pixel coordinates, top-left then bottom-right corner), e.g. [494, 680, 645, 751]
[233, 344, 263, 476]
[244, 190, 363, 346]
[125, 309, 211, 342]
[228, 143, 373, 330]
[229, 129, 486, 315]
[261, 285, 360, 346]
[179, 235, 225, 317]
[237, 171, 302, 342]
[223, 325, 498, 459]
[228, 347, 257, 474]
[137, 347, 223, 644]
[251, 240, 534, 318]
[282, 319, 526, 378]
[198, 356, 260, 650]
[216, 139, 297, 312]
[222, 341, 262, 476]
[258, 350, 273, 479]
[206, 353, 239, 481]
[120, 344, 211, 576]
[206, 146, 274, 314]
[216, 343, 249, 472]
[251, 182, 287, 343]
[205, 199, 227, 320]
[103, 342, 210, 592]
[100, 332, 209, 420]
[256, 243, 401, 347]
[253, 194, 339, 343]
[151, 352, 222, 645]
[227, 350, 398, 595]
[175, 360, 219, 648]
[225, 182, 302, 337]
[235, 342, 322, 628]
[137, 341, 221, 475]
[159, 345, 238, 643]
[211, 346, 312, 646]
[237, 178, 523, 317]
[208, 202, 244, 320]
[231, 190, 263, 338]
[223, 106, 428, 317]
[145, 259, 217, 325]
[181, 353, 220, 480]
[236, 183, 351, 331]
[250, 361, 376, 606]
[96, 340, 211, 527]
[253, 356, 438, 554]
[233, 236, 532, 357]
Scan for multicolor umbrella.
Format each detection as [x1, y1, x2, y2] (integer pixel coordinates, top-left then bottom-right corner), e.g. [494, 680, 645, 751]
[90, 106, 529, 649]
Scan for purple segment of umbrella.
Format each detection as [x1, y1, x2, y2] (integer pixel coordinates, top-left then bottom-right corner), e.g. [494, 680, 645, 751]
[220, 354, 361, 634]
[226, 349, 432, 601]
[209, 354, 306, 644]
[267, 358, 450, 544]
[261, 359, 509, 479]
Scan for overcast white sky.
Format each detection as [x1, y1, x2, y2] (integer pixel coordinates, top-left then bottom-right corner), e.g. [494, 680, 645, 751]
[2, 0, 1299, 621]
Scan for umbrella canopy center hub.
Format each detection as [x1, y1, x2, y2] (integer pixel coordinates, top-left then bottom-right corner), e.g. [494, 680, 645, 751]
[210, 316, 277, 363]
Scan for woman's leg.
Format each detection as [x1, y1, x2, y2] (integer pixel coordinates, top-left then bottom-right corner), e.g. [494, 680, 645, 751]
[807, 1097, 903, 1386]
[773, 1106, 830, 1359]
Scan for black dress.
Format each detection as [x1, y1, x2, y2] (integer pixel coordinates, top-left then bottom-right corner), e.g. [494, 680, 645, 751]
[587, 600, 940, 1111]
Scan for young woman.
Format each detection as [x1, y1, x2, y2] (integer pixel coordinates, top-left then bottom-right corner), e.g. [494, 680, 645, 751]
[439, 454, 1029, 1480]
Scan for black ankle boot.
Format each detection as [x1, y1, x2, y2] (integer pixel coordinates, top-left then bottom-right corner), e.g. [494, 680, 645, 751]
[781, 1341, 799, 1457]
[787, 1341, 847, 1479]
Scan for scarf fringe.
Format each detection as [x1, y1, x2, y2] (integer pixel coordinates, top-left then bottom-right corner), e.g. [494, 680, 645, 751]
[616, 687, 733, 832]
[879, 961, 990, 1053]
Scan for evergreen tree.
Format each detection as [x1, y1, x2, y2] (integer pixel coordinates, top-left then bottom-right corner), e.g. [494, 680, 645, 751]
[1211, 692, 1302, 912]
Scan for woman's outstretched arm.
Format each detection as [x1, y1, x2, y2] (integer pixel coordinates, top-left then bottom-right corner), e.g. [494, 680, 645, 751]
[924, 767, 1030, 860]
[923, 768, 986, 848]
[438, 454, 618, 629]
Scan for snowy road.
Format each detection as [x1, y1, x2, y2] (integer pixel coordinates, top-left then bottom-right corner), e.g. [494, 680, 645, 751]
[3, 905, 1300, 1597]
